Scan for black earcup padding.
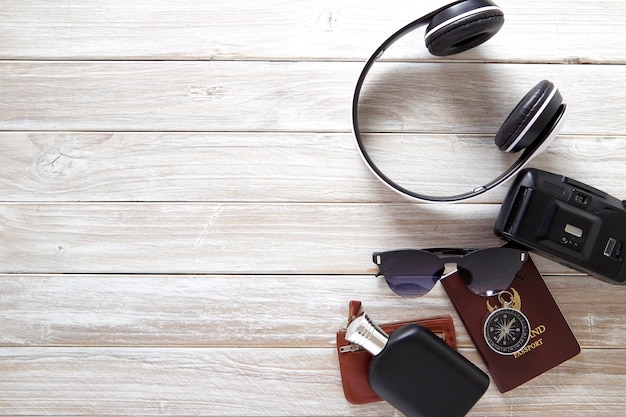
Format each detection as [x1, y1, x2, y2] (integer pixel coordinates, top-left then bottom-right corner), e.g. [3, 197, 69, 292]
[425, 0, 505, 56]
[495, 80, 563, 152]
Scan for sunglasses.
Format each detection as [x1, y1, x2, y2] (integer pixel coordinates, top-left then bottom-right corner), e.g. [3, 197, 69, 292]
[374, 247, 528, 297]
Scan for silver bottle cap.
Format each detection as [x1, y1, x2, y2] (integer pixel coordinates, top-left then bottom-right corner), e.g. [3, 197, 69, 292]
[345, 313, 389, 356]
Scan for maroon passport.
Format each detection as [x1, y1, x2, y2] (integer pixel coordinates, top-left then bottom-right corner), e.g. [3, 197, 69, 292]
[441, 254, 580, 393]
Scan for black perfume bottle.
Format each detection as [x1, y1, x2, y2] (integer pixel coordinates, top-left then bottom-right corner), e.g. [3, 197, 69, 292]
[346, 313, 489, 417]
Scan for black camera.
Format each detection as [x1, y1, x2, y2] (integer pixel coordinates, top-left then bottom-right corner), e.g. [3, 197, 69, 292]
[495, 168, 626, 284]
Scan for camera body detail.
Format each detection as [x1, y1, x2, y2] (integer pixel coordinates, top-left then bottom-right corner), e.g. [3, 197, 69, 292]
[495, 168, 626, 284]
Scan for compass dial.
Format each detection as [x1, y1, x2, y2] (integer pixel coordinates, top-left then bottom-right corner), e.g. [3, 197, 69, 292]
[483, 307, 530, 355]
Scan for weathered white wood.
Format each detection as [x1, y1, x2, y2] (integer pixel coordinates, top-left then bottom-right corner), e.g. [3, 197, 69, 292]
[0, 133, 624, 203]
[1, 0, 625, 415]
[0, 275, 622, 348]
[0, 62, 625, 133]
[0, 202, 591, 274]
[0, 0, 625, 63]
[0, 347, 623, 416]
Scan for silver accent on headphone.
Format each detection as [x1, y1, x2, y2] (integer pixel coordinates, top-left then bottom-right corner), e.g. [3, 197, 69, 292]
[424, 6, 504, 42]
[521, 103, 568, 161]
[504, 85, 559, 152]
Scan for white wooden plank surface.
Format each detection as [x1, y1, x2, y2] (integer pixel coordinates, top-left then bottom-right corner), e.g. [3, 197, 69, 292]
[0, 133, 624, 203]
[1, 0, 625, 63]
[0, 348, 624, 416]
[1, 62, 625, 133]
[0, 202, 593, 274]
[1, 0, 625, 415]
[0, 275, 622, 348]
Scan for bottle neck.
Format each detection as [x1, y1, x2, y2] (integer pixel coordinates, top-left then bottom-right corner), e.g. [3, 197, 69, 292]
[345, 313, 389, 356]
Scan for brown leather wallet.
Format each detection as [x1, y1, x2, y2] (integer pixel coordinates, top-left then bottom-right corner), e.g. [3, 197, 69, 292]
[336, 300, 457, 404]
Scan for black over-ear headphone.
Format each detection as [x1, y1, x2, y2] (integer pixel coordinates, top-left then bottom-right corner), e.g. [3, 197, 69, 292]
[352, 0, 568, 202]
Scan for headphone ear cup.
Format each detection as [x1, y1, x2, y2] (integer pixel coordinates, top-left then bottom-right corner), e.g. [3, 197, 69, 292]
[425, 0, 504, 56]
[495, 80, 563, 152]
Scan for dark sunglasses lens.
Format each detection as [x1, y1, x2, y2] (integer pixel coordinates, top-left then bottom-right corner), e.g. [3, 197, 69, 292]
[376, 250, 443, 297]
[385, 273, 440, 297]
[457, 248, 527, 296]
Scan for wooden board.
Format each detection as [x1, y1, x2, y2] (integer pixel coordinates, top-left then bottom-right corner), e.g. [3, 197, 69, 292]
[1, 62, 625, 133]
[0, 133, 624, 203]
[0, 347, 624, 416]
[0, 274, 622, 348]
[1, 0, 625, 63]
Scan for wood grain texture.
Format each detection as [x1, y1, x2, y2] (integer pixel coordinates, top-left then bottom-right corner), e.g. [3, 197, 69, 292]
[0, 133, 624, 203]
[0, 275, 622, 349]
[1, 0, 625, 63]
[0, 347, 624, 416]
[1, 0, 625, 415]
[0, 202, 592, 274]
[1, 62, 625, 133]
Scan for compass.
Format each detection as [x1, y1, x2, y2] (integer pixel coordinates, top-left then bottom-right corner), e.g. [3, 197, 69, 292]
[483, 307, 530, 355]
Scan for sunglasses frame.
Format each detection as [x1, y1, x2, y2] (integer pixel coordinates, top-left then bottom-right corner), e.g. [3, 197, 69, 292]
[373, 247, 528, 297]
